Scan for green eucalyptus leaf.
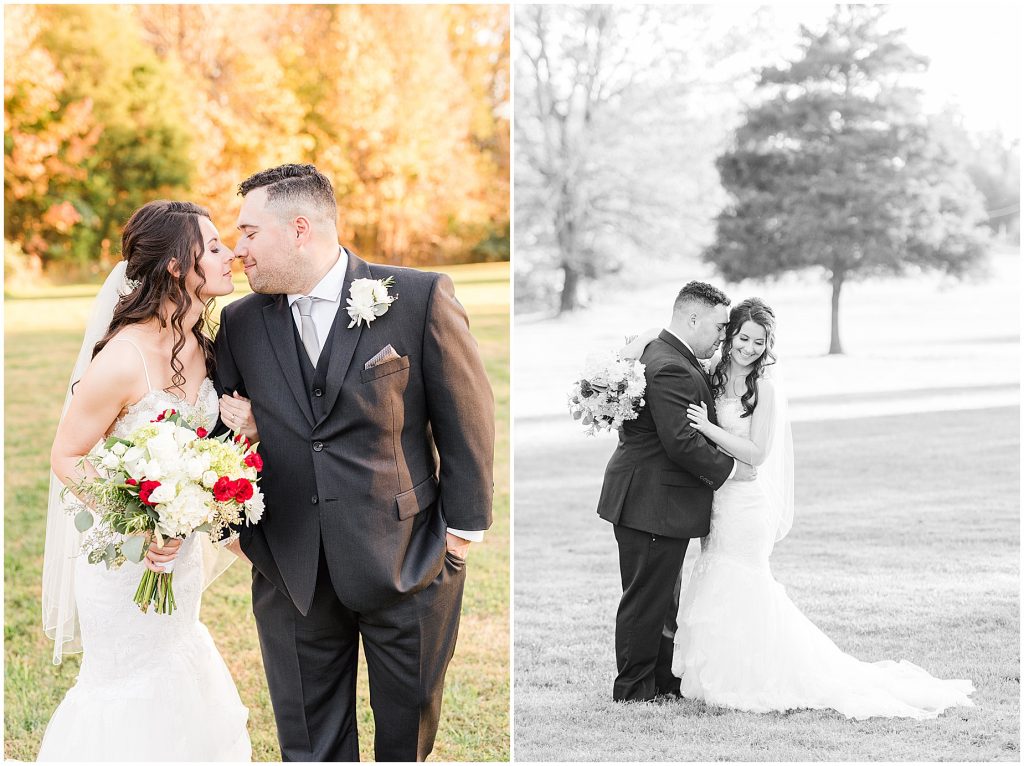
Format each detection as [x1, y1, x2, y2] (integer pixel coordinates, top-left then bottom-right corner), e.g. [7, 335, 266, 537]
[74, 510, 94, 532]
[121, 535, 146, 563]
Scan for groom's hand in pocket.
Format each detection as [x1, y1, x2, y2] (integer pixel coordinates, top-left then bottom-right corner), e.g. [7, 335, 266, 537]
[445, 532, 471, 561]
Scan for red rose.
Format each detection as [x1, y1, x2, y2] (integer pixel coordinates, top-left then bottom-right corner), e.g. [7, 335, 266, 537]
[195, 427, 208, 438]
[139, 480, 161, 505]
[125, 478, 138, 486]
[213, 477, 237, 502]
[243, 452, 263, 471]
[233, 478, 254, 503]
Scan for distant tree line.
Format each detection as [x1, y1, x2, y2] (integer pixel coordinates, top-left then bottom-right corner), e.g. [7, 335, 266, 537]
[4, 5, 510, 273]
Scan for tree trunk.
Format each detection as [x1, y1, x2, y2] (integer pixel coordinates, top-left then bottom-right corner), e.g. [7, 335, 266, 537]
[829, 271, 844, 355]
[560, 263, 581, 313]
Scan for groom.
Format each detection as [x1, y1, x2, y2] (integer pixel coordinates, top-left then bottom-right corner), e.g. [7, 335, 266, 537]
[596, 281, 753, 702]
[215, 164, 494, 760]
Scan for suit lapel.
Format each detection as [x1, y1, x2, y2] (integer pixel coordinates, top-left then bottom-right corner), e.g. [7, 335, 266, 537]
[263, 295, 316, 427]
[658, 329, 720, 423]
[317, 249, 371, 426]
[658, 330, 705, 379]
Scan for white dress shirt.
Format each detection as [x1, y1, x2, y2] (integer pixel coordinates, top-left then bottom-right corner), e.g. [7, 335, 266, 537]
[663, 328, 738, 481]
[287, 247, 483, 543]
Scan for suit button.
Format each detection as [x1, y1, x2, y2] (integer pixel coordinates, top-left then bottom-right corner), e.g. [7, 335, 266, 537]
[313, 388, 323, 397]
[311, 495, 318, 504]
[312, 441, 323, 452]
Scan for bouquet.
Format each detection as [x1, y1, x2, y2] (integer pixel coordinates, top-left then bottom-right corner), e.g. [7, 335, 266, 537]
[568, 350, 647, 436]
[67, 408, 265, 614]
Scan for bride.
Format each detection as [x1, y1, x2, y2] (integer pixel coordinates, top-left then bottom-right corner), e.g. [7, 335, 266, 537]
[40, 200, 258, 760]
[625, 297, 974, 720]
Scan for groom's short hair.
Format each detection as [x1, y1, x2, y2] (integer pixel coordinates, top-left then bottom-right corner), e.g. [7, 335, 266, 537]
[673, 281, 730, 314]
[238, 164, 338, 225]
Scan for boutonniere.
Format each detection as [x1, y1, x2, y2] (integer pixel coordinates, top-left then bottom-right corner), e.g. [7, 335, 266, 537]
[347, 276, 397, 328]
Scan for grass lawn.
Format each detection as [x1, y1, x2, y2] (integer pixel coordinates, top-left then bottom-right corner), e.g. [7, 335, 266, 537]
[4, 262, 510, 762]
[513, 406, 1019, 761]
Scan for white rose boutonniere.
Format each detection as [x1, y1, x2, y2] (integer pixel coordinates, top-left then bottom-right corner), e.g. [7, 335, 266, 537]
[347, 276, 397, 328]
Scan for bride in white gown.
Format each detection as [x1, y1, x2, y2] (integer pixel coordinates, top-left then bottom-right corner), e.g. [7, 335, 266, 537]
[630, 297, 973, 720]
[40, 201, 255, 760]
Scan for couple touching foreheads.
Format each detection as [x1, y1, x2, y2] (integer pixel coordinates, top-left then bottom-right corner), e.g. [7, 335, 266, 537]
[41, 163, 495, 762]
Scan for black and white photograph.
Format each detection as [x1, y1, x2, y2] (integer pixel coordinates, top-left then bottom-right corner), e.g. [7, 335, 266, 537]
[514, 3, 1019, 761]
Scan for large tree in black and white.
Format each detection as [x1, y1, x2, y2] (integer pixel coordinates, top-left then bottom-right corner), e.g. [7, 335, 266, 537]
[514, 4, 761, 313]
[704, 5, 989, 354]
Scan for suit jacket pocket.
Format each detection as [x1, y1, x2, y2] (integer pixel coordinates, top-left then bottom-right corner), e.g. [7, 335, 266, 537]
[661, 469, 701, 487]
[396, 474, 440, 520]
[360, 355, 411, 383]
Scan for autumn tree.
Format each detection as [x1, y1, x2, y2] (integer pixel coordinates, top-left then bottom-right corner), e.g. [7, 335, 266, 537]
[705, 5, 988, 354]
[4, 6, 101, 267]
[28, 5, 193, 267]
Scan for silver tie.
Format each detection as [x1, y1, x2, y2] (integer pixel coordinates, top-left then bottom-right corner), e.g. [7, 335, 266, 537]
[295, 296, 320, 365]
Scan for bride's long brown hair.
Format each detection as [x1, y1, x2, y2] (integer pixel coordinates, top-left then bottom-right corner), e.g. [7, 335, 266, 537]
[92, 200, 217, 397]
[711, 298, 777, 419]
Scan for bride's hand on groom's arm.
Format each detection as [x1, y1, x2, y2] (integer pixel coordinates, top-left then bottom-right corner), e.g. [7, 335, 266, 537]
[219, 392, 259, 443]
[686, 402, 711, 434]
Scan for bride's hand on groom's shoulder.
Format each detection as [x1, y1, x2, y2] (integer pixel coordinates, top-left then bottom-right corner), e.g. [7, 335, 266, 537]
[619, 327, 660, 360]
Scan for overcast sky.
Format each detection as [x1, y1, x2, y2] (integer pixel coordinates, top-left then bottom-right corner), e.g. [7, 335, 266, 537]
[763, 2, 1021, 136]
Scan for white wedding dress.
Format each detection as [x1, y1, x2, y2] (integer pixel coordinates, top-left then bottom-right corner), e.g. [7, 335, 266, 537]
[671, 394, 975, 720]
[38, 378, 252, 761]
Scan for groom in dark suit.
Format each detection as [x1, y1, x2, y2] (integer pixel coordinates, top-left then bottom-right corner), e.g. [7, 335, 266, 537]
[596, 281, 754, 702]
[215, 164, 494, 761]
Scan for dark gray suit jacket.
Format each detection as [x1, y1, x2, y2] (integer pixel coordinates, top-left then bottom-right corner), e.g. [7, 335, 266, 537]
[596, 330, 734, 538]
[215, 250, 494, 615]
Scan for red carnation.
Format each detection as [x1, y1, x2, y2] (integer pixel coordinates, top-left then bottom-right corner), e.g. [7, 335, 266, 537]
[243, 452, 263, 471]
[138, 480, 161, 505]
[233, 478, 254, 503]
[153, 409, 177, 423]
[213, 477, 237, 502]
[125, 478, 138, 486]
[195, 427, 208, 438]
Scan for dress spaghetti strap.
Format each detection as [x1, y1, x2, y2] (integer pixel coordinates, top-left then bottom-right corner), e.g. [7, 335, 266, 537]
[109, 337, 154, 392]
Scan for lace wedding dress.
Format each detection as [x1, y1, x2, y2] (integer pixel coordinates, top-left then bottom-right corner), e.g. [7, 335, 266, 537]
[38, 374, 251, 761]
[671, 394, 975, 720]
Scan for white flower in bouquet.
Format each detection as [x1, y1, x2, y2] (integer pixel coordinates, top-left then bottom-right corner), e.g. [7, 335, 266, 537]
[201, 470, 218, 489]
[156, 483, 212, 538]
[244, 491, 265, 525]
[569, 350, 647, 436]
[147, 482, 178, 505]
[185, 454, 211, 481]
[111, 442, 128, 456]
[173, 424, 198, 449]
[142, 459, 165, 480]
[100, 452, 122, 470]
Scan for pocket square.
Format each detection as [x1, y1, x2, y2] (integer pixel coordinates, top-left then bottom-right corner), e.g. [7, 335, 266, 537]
[365, 344, 401, 370]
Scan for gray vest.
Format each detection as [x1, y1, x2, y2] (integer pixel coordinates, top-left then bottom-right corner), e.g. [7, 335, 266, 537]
[292, 313, 338, 421]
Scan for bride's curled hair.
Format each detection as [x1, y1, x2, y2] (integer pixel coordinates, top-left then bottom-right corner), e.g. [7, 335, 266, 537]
[711, 297, 777, 419]
[92, 200, 216, 397]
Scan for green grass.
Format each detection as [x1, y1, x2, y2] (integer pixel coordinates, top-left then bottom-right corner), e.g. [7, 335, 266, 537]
[513, 406, 1019, 761]
[4, 262, 509, 762]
